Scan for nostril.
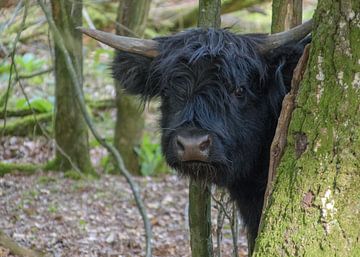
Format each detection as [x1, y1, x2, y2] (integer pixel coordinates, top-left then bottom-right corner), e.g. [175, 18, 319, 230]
[176, 136, 185, 152]
[174, 132, 211, 162]
[199, 135, 211, 151]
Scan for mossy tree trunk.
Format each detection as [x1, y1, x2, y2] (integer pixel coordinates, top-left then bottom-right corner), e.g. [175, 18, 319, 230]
[114, 0, 151, 175]
[188, 1, 221, 257]
[51, 0, 94, 174]
[271, 0, 302, 33]
[254, 0, 360, 255]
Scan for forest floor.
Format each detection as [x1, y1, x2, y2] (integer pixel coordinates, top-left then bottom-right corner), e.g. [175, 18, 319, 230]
[0, 137, 248, 257]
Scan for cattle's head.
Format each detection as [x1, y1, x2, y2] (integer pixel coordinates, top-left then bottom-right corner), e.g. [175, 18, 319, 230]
[80, 22, 311, 187]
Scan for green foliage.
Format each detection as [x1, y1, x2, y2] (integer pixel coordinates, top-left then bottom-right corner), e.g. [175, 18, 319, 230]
[15, 97, 53, 112]
[100, 155, 115, 174]
[135, 133, 169, 176]
[91, 48, 114, 74]
[144, 27, 168, 38]
[85, 3, 117, 28]
[0, 53, 47, 84]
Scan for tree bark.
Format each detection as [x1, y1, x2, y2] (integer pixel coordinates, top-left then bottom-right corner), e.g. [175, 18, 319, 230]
[114, 0, 151, 175]
[254, 0, 360, 255]
[271, 0, 302, 33]
[258, 0, 304, 229]
[51, 0, 94, 174]
[188, 1, 221, 257]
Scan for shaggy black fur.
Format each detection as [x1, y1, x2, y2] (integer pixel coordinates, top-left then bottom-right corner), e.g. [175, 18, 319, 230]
[112, 28, 309, 251]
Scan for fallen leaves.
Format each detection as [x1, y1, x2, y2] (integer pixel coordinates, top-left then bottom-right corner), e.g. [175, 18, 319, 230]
[0, 173, 248, 256]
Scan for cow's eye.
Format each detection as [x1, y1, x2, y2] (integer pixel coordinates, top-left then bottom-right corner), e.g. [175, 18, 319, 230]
[233, 87, 245, 98]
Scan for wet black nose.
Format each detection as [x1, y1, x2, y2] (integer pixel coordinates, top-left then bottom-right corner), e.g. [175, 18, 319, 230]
[175, 133, 212, 162]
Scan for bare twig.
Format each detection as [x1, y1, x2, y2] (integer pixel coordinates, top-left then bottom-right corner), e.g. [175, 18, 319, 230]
[1, 0, 26, 136]
[211, 193, 232, 221]
[37, 1, 152, 256]
[215, 206, 225, 257]
[0, 0, 23, 35]
[214, 190, 227, 257]
[212, 191, 239, 257]
[230, 203, 239, 257]
[0, 66, 51, 110]
[258, 44, 310, 233]
[18, 67, 53, 79]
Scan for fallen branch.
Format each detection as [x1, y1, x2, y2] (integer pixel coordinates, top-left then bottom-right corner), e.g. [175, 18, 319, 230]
[222, 0, 269, 14]
[0, 162, 43, 176]
[258, 44, 310, 232]
[87, 98, 116, 110]
[0, 98, 114, 120]
[0, 229, 43, 257]
[37, 1, 152, 256]
[0, 108, 42, 119]
[1, 112, 52, 136]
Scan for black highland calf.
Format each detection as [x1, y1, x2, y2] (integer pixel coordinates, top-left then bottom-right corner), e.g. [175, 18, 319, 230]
[112, 28, 309, 251]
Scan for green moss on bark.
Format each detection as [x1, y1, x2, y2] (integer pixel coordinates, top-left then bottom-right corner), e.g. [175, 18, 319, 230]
[0, 162, 41, 176]
[1, 113, 52, 136]
[254, 0, 360, 255]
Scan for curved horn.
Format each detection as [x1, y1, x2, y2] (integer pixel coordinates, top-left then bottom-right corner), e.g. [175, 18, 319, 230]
[261, 19, 313, 52]
[77, 27, 159, 58]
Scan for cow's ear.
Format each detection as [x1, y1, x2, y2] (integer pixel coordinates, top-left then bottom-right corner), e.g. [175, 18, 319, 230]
[263, 40, 309, 114]
[112, 51, 160, 99]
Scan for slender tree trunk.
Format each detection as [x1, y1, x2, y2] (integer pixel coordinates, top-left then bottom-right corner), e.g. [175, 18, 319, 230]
[114, 0, 151, 175]
[271, 0, 302, 33]
[198, 0, 221, 28]
[189, 181, 214, 257]
[188, 1, 221, 256]
[51, 0, 94, 174]
[254, 0, 360, 255]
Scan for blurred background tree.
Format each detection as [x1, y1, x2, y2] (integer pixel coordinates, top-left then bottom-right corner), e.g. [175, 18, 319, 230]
[51, 0, 94, 174]
[113, 0, 152, 175]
